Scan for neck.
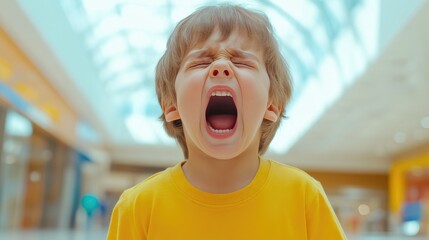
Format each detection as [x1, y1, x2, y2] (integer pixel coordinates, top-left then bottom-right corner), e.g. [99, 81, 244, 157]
[182, 152, 260, 194]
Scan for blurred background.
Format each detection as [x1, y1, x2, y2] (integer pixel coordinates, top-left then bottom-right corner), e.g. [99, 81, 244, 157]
[0, 0, 428, 239]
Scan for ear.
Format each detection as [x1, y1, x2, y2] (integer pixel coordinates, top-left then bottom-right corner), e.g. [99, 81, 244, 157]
[263, 103, 280, 122]
[164, 104, 181, 122]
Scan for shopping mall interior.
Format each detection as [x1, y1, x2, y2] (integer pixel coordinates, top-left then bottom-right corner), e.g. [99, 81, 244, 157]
[0, 0, 429, 239]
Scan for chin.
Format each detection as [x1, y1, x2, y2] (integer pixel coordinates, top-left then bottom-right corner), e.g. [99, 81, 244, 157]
[201, 144, 246, 160]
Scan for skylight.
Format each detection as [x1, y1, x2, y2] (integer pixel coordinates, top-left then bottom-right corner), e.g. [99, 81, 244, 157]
[54, 0, 368, 151]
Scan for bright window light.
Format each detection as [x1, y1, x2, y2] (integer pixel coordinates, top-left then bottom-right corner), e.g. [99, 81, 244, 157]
[56, 0, 377, 148]
[403, 220, 420, 236]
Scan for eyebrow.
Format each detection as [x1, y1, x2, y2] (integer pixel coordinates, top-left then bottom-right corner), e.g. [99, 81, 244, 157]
[226, 49, 260, 62]
[183, 49, 212, 62]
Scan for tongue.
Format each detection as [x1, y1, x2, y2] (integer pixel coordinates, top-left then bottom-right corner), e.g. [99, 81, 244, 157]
[207, 115, 236, 130]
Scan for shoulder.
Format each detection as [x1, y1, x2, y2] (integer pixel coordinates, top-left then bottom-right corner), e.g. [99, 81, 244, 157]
[265, 159, 347, 238]
[115, 166, 173, 210]
[266, 159, 323, 195]
[268, 159, 320, 185]
[108, 167, 175, 239]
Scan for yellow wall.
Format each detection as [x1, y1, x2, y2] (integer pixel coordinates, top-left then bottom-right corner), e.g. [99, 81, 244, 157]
[0, 26, 78, 146]
[389, 151, 429, 214]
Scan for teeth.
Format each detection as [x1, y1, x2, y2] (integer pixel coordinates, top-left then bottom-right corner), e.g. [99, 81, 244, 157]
[211, 91, 232, 97]
[209, 125, 233, 134]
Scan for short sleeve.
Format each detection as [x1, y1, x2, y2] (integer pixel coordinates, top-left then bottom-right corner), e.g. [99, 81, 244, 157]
[306, 180, 347, 240]
[106, 190, 146, 240]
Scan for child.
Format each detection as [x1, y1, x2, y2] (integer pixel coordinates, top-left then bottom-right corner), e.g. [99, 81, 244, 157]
[107, 4, 346, 240]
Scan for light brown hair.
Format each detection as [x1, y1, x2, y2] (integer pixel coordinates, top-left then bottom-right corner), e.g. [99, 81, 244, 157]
[155, 4, 292, 158]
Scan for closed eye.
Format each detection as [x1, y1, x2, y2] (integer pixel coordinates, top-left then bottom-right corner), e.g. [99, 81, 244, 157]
[190, 62, 211, 68]
[232, 61, 255, 68]
[186, 58, 213, 69]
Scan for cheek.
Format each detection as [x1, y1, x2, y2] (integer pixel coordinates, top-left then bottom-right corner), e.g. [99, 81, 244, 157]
[175, 71, 206, 94]
[175, 72, 206, 120]
[241, 73, 270, 107]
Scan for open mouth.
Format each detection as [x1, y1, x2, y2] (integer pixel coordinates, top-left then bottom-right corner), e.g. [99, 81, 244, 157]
[205, 91, 237, 133]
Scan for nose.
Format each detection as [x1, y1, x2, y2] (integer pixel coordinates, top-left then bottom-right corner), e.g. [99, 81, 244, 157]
[209, 61, 233, 79]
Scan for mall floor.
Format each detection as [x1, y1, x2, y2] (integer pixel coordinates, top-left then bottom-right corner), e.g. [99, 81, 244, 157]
[0, 230, 427, 240]
[0, 229, 107, 240]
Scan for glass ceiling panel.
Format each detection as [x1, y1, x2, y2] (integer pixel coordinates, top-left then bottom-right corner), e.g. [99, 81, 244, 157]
[59, 0, 363, 149]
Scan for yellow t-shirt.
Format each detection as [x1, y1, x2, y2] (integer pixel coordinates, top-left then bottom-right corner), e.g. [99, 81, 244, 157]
[107, 158, 346, 239]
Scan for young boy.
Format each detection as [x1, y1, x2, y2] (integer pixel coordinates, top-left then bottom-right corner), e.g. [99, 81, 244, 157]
[107, 4, 346, 240]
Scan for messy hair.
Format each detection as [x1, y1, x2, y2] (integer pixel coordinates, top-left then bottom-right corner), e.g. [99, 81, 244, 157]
[155, 4, 292, 158]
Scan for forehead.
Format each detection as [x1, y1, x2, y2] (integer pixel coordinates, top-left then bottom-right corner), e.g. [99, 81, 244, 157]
[186, 29, 263, 58]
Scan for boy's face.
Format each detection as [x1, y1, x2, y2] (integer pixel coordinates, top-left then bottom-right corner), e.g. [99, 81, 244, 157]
[164, 29, 279, 159]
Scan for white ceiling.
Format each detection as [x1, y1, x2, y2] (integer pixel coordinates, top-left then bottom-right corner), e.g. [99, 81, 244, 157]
[0, 0, 428, 173]
[276, 0, 429, 172]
